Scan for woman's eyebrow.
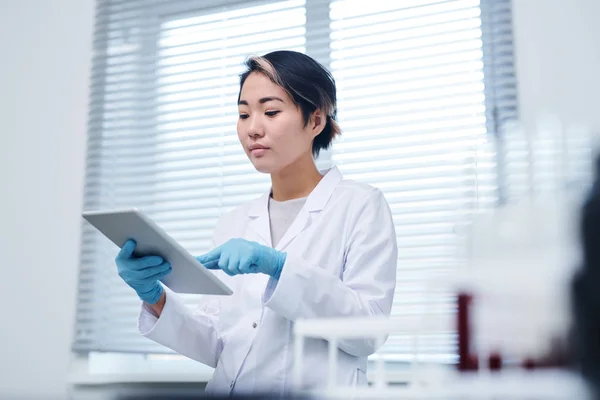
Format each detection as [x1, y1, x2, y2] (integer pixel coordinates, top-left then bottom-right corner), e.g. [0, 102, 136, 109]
[238, 96, 285, 106]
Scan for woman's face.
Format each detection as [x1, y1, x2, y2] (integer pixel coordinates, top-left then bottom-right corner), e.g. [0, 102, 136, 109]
[237, 72, 321, 174]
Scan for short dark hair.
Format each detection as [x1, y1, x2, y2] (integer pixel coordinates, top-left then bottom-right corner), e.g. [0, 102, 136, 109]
[238, 50, 341, 158]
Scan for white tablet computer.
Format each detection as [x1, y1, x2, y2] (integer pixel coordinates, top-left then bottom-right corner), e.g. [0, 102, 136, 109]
[82, 208, 232, 296]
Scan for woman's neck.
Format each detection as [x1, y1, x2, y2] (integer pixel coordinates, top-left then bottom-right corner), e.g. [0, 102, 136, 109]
[270, 155, 323, 201]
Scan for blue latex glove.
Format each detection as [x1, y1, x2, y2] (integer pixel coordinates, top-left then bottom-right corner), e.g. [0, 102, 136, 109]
[196, 238, 287, 279]
[115, 239, 172, 304]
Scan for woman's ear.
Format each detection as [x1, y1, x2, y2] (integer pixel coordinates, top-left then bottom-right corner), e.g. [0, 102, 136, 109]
[310, 109, 327, 138]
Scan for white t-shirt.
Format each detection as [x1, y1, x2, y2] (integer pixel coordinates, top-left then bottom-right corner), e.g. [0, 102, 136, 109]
[268, 195, 307, 247]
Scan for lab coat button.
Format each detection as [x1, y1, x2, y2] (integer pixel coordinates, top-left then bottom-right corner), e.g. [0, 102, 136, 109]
[252, 321, 258, 328]
[230, 381, 234, 388]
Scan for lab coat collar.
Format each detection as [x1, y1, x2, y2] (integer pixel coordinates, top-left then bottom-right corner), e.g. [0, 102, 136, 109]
[248, 166, 342, 216]
[247, 166, 343, 248]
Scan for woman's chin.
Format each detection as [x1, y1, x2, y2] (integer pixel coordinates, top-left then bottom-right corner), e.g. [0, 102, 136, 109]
[251, 159, 276, 174]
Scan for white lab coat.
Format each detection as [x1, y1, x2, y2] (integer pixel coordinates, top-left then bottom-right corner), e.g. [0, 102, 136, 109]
[138, 166, 398, 395]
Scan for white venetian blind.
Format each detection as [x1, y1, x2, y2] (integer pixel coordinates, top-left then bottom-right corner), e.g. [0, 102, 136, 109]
[329, 0, 505, 362]
[73, 0, 518, 363]
[74, 0, 307, 353]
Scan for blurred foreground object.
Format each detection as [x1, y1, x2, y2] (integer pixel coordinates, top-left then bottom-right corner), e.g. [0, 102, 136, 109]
[572, 154, 600, 393]
[292, 315, 589, 399]
[459, 116, 594, 370]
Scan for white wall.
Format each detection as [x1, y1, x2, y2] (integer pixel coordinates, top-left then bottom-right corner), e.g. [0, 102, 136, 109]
[512, 0, 600, 133]
[0, 1, 94, 399]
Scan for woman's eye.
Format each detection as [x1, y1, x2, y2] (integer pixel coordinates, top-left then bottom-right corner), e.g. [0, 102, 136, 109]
[265, 111, 280, 117]
[239, 114, 249, 120]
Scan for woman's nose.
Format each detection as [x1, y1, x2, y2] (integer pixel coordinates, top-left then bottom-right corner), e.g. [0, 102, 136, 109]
[247, 117, 264, 138]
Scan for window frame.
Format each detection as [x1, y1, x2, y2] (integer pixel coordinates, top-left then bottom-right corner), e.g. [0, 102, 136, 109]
[73, 0, 515, 382]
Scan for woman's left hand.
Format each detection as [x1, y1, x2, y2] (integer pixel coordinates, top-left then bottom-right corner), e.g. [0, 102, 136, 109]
[196, 238, 286, 279]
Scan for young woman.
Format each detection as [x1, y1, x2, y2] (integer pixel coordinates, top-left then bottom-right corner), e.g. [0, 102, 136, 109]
[115, 50, 398, 396]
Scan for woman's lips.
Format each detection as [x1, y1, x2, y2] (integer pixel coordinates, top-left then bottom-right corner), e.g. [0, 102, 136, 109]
[251, 148, 269, 157]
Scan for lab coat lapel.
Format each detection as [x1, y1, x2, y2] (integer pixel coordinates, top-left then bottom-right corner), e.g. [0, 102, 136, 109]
[274, 166, 343, 251]
[247, 192, 272, 247]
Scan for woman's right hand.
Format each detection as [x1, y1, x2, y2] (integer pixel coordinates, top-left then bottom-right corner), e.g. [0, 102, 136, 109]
[115, 239, 172, 304]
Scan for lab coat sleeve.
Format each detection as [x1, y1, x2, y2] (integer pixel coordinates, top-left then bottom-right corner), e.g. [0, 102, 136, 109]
[263, 188, 398, 357]
[138, 286, 224, 368]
